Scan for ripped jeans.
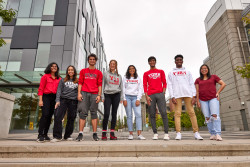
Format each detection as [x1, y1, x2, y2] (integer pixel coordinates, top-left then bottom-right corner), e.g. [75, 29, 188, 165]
[200, 98, 221, 135]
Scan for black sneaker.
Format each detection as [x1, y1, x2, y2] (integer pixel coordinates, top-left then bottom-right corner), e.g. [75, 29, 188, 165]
[93, 133, 99, 141]
[44, 135, 51, 142]
[76, 133, 83, 141]
[37, 136, 45, 143]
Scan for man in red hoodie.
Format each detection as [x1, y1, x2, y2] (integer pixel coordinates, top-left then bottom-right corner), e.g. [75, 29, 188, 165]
[143, 56, 169, 140]
[76, 54, 103, 141]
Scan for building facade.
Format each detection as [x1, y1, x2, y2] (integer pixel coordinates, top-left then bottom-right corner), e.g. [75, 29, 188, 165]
[204, 0, 250, 131]
[0, 0, 108, 132]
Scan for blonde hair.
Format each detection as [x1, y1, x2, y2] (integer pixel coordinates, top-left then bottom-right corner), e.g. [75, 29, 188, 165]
[109, 59, 119, 76]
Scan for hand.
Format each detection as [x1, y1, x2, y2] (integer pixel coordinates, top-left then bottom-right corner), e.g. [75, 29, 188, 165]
[39, 100, 43, 107]
[216, 93, 220, 100]
[146, 96, 152, 106]
[172, 98, 177, 104]
[102, 99, 104, 103]
[55, 102, 60, 109]
[197, 101, 201, 108]
[120, 101, 123, 104]
[123, 100, 127, 107]
[135, 100, 140, 107]
[78, 93, 83, 101]
[191, 97, 196, 105]
[96, 96, 101, 103]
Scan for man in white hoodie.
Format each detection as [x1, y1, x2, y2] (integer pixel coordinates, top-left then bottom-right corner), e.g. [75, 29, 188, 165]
[167, 54, 203, 140]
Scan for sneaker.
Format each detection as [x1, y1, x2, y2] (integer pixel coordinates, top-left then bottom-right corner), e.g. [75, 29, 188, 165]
[44, 135, 51, 142]
[64, 137, 74, 141]
[163, 134, 170, 141]
[93, 133, 99, 141]
[128, 134, 134, 140]
[175, 132, 181, 140]
[137, 135, 146, 140]
[216, 134, 223, 141]
[50, 138, 62, 143]
[76, 133, 83, 141]
[152, 134, 158, 140]
[110, 132, 117, 140]
[37, 136, 45, 143]
[194, 132, 203, 140]
[210, 135, 216, 140]
[102, 132, 107, 141]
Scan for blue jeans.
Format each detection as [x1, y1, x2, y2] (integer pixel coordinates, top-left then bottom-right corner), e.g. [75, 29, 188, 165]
[200, 98, 221, 135]
[125, 95, 142, 131]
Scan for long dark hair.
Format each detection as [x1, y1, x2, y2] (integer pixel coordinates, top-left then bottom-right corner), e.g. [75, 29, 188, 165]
[44, 62, 60, 79]
[126, 65, 138, 79]
[199, 64, 211, 80]
[64, 65, 78, 84]
[109, 59, 119, 76]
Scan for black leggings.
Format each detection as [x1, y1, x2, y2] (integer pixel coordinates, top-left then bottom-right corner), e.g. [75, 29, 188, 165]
[102, 93, 120, 130]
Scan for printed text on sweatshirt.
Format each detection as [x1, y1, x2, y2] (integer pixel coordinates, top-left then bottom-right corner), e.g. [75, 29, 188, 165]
[122, 76, 143, 100]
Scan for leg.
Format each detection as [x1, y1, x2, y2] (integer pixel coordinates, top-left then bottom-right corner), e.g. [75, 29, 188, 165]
[53, 98, 68, 139]
[131, 96, 142, 135]
[174, 98, 183, 132]
[64, 100, 77, 139]
[38, 94, 51, 136]
[209, 98, 221, 135]
[125, 95, 133, 134]
[156, 93, 168, 134]
[148, 94, 157, 134]
[184, 97, 199, 133]
[78, 91, 90, 131]
[200, 99, 214, 135]
[102, 94, 112, 130]
[90, 94, 98, 132]
[110, 93, 120, 130]
[44, 94, 56, 136]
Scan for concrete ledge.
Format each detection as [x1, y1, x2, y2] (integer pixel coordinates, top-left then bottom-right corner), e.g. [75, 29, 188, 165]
[0, 91, 15, 102]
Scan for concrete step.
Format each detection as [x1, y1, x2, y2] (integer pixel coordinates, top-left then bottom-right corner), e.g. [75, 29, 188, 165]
[1, 143, 250, 158]
[0, 157, 250, 167]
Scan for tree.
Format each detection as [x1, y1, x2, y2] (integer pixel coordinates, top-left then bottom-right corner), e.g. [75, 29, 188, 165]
[0, 0, 16, 76]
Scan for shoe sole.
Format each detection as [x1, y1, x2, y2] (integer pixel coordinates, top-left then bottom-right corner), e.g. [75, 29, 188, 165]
[175, 139, 181, 140]
[76, 139, 83, 142]
[195, 138, 203, 140]
[36, 140, 45, 143]
[164, 138, 170, 141]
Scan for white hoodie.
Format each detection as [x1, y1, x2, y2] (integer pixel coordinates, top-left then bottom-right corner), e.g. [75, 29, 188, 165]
[167, 67, 196, 99]
[122, 76, 143, 100]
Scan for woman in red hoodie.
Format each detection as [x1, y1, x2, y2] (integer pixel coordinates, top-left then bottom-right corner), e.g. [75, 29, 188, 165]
[37, 62, 61, 143]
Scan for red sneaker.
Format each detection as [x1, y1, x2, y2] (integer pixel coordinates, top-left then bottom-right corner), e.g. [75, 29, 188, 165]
[102, 136, 107, 141]
[110, 132, 117, 140]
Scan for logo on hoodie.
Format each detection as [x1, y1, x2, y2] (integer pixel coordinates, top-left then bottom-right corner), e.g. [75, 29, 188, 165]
[148, 73, 160, 79]
[109, 75, 119, 85]
[173, 71, 186, 76]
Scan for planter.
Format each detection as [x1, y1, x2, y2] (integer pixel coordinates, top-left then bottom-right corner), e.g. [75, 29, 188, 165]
[0, 91, 15, 139]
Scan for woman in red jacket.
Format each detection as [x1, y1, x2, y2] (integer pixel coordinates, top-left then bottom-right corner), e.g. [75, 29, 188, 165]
[37, 62, 61, 143]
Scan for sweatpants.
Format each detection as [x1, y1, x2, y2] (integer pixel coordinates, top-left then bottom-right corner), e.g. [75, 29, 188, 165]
[148, 92, 169, 134]
[102, 93, 120, 130]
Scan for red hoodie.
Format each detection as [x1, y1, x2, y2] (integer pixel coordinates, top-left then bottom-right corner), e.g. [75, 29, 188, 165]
[143, 69, 167, 95]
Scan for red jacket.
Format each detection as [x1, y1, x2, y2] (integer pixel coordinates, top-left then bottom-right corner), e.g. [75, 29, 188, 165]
[38, 74, 61, 96]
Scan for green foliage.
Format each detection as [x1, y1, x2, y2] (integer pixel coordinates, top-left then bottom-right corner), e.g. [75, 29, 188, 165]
[235, 62, 250, 78]
[242, 14, 250, 26]
[115, 116, 123, 131]
[123, 116, 127, 129]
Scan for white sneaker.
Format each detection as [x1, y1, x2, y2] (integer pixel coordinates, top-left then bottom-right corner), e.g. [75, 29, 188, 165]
[194, 132, 203, 140]
[152, 134, 158, 140]
[50, 138, 62, 143]
[163, 134, 170, 141]
[65, 137, 74, 141]
[175, 132, 181, 140]
[128, 134, 133, 140]
[137, 135, 146, 140]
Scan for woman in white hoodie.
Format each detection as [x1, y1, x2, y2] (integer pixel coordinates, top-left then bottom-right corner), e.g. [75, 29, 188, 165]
[123, 65, 145, 140]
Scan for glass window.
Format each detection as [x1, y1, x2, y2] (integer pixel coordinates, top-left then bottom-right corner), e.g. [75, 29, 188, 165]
[0, 39, 11, 61]
[78, 40, 87, 70]
[30, 0, 45, 18]
[35, 43, 50, 68]
[85, 0, 92, 21]
[17, 0, 32, 18]
[81, 16, 86, 38]
[34, 67, 45, 71]
[6, 50, 23, 71]
[43, 0, 56, 15]
[6, 0, 20, 11]
[16, 18, 41, 25]
[41, 21, 53, 26]
[0, 62, 7, 71]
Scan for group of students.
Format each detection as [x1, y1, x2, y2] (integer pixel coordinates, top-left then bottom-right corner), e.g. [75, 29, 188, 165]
[37, 53, 226, 143]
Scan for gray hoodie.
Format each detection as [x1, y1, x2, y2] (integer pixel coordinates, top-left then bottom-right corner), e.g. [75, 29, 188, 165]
[56, 79, 78, 102]
[102, 71, 123, 101]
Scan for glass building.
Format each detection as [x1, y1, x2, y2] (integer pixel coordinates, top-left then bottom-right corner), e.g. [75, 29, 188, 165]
[0, 0, 108, 132]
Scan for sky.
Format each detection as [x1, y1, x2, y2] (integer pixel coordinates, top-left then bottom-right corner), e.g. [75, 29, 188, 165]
[95, 0, 216, 83]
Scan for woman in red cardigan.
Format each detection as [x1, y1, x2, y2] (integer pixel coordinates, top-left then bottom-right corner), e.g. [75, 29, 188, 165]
[37, 62, 61, 143]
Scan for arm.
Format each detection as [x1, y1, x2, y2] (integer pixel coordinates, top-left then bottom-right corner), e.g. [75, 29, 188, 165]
[195, 84, 201, 108]
[78, 84, 83, 101]
[78, 70, 84, 101]
[216, 80, 226, 100]
[188, 71, 196, 105]
[38, 75, 46, 106]
[55, 79, 63, 109]
[143, 73, 152, 105]
[122, 76, 127, 107]
[161, 70, 167, 94]
[167, 73, 176, 104]
[96, 72, 103, 103]
[119, 76, 123, 102]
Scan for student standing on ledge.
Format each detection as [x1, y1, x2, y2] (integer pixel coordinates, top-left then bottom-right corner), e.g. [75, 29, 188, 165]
[51, 65, 78, 143]
[167, 54, 203, 140]
[102, 60, 123, 140]
[76, 54, 103, 141]
[123, 65, 145, 140]
[195, 64, 226, 141]
[37, 62, 61, 143]
[143, 56, 169, 140]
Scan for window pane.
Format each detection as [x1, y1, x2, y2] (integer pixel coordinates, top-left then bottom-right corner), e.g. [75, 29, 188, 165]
[78, 40, 86, 70]
[16, 18, 41, 25]
[17, 0, 32, 18]
[85, 0, 92, 20]
[41, 21, 53, 26]
[0, 39, 11, 61]
[43, 0, 56, 15]
[0, 62, 7, 71]
[35, 43, 50, 68]
[8, 50, 23, 61]
[30, 0, 45, 18]
[6, 0, 20, 11]
[6, 62, 21, 71]
[34, 67, 45, 71]
[81, 16, 86, 38]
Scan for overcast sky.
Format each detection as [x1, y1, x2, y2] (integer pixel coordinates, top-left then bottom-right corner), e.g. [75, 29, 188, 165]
[95, 0, 216, 95]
